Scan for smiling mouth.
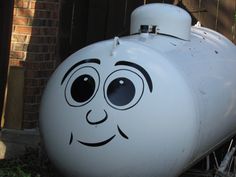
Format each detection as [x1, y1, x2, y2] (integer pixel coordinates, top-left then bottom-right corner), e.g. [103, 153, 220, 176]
[69, 125, 128, 147]
[77, 135, 116, 147]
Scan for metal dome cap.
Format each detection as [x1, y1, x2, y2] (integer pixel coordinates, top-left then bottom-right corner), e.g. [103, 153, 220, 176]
[130, 3, 192, 40]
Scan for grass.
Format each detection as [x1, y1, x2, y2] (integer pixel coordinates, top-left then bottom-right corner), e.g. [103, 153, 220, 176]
[0, 147, 63, 177]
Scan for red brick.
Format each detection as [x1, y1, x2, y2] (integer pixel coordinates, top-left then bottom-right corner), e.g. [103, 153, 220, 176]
[23, 1, 29, 8]
[27, 19, 59, 27]
[51, 11, 59, 18]
[34, 10, 51, 19]
[25, 70, 39, 78]
[13, 16, 29, 25]
[25, 62, 38, 70]
[14, 26, 42, 35]
[10, 51, 26, 59]
[36, 0, 59, 3]
[15, 1, 29, 8]
[16, 8, 34, 17]
[27, 53, 51, 61]
[14, 26, 32, 34]
[27, 53, 42, 60]
[32, 28, 42, 35]
[29, 36, 53, 44]
[24, 78, 42, 87]
[24, 103, 39, 112]
[27, 44, 49, 53]
[24, 87, 42, 96]
[28, 18, 45, 26]
[13, 43, 28, 51]
[48, 45, 56, 51]
[13, 8, 17, 16]
[24, 110, 39, 121]
[22, 120, 38, 129]
[49, 20, 59, 27]
[29, 1, 36, 9]
[23, 112, 39, 121]
[10, 0, 60, 129]
[24, 95, 37, 103]
[11, 34, 28, 43]
[9, 59, 25, 67]
[30, 2, 58, 10]
[40, 27, 57, 35]
[40, 61, 55, 69]
[14, 0, 22, 8]
[39, 70, 53, 78]
[26, 62, 51, 70]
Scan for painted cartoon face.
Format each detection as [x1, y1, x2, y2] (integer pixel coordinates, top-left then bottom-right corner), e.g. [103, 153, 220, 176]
[40, 40, 197, 177]
[61, 58, 153, 147]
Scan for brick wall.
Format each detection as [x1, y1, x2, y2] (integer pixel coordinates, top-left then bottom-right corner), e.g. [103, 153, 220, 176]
[10, 0, 60, 129]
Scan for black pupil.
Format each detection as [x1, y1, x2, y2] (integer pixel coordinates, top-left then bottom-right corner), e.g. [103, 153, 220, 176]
[71, 75, 95, 103]
[107, 77, 135, 106]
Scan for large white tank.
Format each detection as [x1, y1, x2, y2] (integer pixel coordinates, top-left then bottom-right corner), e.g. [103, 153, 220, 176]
[40, 3, 236, 177]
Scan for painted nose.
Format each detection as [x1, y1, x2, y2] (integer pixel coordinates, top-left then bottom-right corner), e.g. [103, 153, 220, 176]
[86, 110, 108, 125]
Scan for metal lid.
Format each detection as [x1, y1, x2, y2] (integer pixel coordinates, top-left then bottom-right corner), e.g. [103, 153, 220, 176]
[130, 3, 192, 40]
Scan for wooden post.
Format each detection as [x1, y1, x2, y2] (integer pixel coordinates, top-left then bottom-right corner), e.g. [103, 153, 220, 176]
[0, 0, 14, 130]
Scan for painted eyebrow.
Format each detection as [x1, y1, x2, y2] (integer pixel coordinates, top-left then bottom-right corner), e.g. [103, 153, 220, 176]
[115, 61, 153, 92]
[61, 58, 100, 85]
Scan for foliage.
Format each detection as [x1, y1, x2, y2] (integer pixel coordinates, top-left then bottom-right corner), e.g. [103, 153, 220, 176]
[0, 147, 62, 177]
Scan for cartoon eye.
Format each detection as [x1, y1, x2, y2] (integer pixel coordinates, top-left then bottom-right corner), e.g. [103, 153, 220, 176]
[65, 66, 100, 107]
[104, 69, 144, 110]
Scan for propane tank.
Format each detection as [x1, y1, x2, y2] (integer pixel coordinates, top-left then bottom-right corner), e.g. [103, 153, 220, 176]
[40, 3, 236, 177]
